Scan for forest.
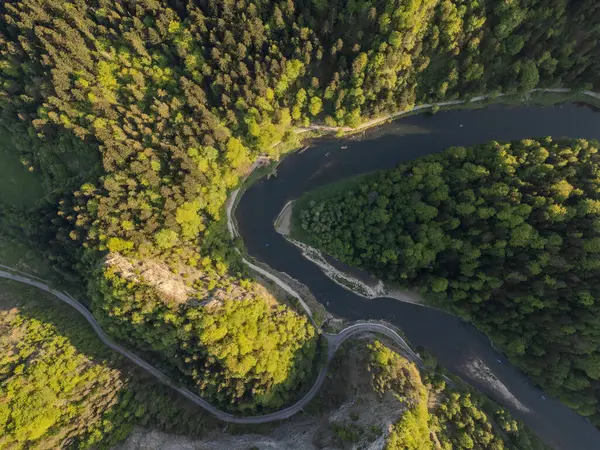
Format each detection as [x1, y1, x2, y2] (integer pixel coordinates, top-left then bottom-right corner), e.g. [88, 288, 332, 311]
[0, 280, 223, 449]
[309, 337, 543, 449]
[367, 340, 546, 450]
[296, 137, 600, 425]
[0, 0, 599, 443]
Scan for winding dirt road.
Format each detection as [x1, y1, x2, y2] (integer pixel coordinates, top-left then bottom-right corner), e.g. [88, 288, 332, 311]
[0, 268, 410, 424]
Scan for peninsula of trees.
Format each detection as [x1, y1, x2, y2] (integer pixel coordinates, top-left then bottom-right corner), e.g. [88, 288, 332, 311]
[295, 137, 600, 424]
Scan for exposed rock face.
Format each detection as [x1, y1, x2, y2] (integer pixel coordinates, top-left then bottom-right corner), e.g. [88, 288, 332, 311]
[114, 421, 330, 450]
[104, 253, 267, 306]
[106, 254, 198, 303]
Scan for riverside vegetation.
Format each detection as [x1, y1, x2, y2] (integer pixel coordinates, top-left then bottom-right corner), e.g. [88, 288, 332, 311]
[296, 137, 600, 425]
[0, 0, 599, 446]
[325, 339, 547, 450]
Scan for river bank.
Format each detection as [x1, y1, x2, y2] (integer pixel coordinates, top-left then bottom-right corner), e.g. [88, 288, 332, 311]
[275, 200, 424, 305]
[235, 100, 600, 449]
[234, 88, 600, 315]
[294, 88, 600, 137]
[256, 88, 600, 190]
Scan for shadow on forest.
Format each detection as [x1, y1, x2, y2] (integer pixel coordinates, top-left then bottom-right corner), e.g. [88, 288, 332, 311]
[0, 278, 228, 443]
[0, 273, 322, 421]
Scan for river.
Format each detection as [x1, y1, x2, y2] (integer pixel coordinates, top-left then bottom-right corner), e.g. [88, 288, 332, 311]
[236, 103, 600, 450]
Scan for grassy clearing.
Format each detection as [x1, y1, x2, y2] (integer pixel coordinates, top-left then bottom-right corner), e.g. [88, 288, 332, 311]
[0, 233, 55, 278]
[0, 232, 85, 299]
[0, 130, 45, 210]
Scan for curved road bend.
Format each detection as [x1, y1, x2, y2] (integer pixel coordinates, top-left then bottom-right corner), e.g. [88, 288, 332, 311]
[324, 323, 419, 362]
[0, 269, 410, 424]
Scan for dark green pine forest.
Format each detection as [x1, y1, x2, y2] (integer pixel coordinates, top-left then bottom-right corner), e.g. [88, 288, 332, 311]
[297, 138, 600, 424]
[0, 0, 599, 445]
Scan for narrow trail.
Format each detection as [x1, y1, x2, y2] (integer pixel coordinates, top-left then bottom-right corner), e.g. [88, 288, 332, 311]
[0, 268, 410, 424]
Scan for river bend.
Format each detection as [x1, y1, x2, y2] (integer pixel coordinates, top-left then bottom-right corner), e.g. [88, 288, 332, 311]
[236, 103, 600, 450]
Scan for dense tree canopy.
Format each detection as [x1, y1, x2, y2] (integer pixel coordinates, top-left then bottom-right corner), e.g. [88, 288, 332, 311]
[0, 0, 600, 426]
[1, 0, 599, 268]
[297, 138, 600, 424]
[430, 390, 547, 450]
[366, 341, 545, 450]
[94, 267, 317, 413]
[0, 283, 218, 449]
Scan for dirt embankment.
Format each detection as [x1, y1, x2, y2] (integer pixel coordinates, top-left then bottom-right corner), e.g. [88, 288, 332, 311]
[274, 200, 295, 236]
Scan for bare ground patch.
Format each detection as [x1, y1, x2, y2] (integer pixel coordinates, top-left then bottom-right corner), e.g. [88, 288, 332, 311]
[106, 254, 198, 304]
[463, 358, 530, 413]
[274, 200, 294, 236]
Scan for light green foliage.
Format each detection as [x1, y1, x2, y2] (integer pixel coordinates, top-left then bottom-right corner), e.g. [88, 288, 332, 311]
[154, 229, 179, 249]
[0, 303, 120, 447]
[275, 59, 304, 95]
[387, 407, 433, 450]
[107, 237, 134, 253]
[431, 390, 549, 450]
[309, 97, 323, 116]
[298, 138, 600, 424]
[367, 341, 433, 450]
[0, 282, 214, 449]
[175, 201, 205, 239]
[93, 268, 317, 413]
[225, 137, 250, 170]
[0, 0, 599, 439]
[432, 392, 504, 449]
[372, 340, 546, 450]
[96, 60, 118, 101]
[369, 341, 423, 403]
